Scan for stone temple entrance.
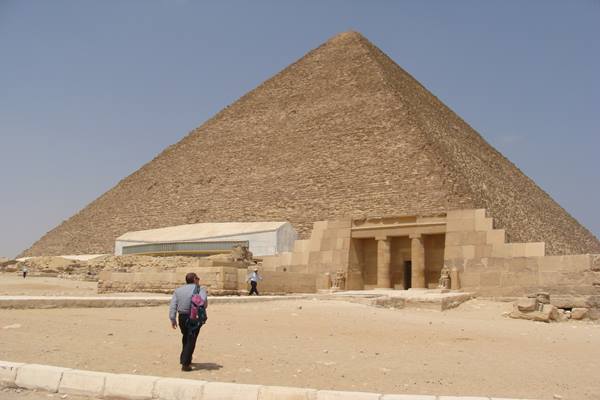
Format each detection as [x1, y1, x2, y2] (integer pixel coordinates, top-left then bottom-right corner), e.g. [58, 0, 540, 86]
[348, 216, 446, 290]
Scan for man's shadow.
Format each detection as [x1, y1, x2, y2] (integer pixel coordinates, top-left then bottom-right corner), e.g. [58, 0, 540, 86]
[190, 362, 223, 371]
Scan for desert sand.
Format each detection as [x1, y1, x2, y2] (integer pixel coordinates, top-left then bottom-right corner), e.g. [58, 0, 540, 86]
[1, 276, 599, 399]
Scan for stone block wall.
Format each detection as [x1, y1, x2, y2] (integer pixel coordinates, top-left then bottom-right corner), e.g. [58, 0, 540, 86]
[258, 219, 352, 290]
[445, 209, 600, 297]
[237, 269, 316, 294]
[98, 266, 316, 295]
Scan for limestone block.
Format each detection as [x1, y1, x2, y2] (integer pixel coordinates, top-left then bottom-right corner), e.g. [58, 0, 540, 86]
[462, 245, 476, 259]
[490, 244, 508, 258]
[447, 209, 478, 220]
[262, 256, 279, 270]
[15, 364, 70, 392]
[486, 257, 508, 271]
[564, 254, 592, 272]
[525, 242, 545, 257]
[516, 298, 537, 312]
[202, 382, 261, 400]
[312, 221, 329, 231]
[59, 369, 107, 397]
[308, 252, 322, 265]
[570, 308, 589, 320]
[291, 251, 309, 266]
[506, 258, 538, 274]
[474, 245, 492, 259]
[588, 309, 600, 320]
[317, 390, 381, 400]
[98, 271, 111, 280]
[104, 373, 158, 400]
[0, 361, 24, 387]
[259, 385, 317, 400]
[510, 303, 558, 322]
[293, 240, 311, 253]
[320, 238, 335, 251]
[508, 243, 526, 258]
[446, 217, 475, 232]
[585, 295, 600, 308]
[486, 229, 505, 245]
[444, 232, 463, 247]
[154, 377, 206, 400]
[444, 246, 462, 260]
[537, 255, 564, 272]
[381, 395, 436, 400]
[538, 272, 563, 287]
[280, 252, 293, 266]
[458, 272, 480, 288]
[501, 271, 537, 287]
[480, 271, 501, 287]
[320, 251, 334, 264]
[475, 216, 493, 231]
[327, 219, 352, 229]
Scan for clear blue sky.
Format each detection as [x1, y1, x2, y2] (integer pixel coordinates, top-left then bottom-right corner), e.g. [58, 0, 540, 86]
[1, 1, 598, 258]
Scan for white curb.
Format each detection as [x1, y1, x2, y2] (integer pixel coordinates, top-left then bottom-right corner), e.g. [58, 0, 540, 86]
[14, 364, 71, 392]
[104, 373, 159, 400]
[258, 385, 317, 400]
[317, 390, 381, 400]
[0, 360, 540, 400]
[202, 381, 261, 400]
[154, 377, 207, 400]
[58, 369, 108, 397]
[0, 361, 24, 387]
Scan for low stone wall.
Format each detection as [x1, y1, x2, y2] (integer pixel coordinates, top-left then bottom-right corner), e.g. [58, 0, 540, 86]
[98, 266, 242, 295]
[237, 270, 316, 294]
[99, 267, 316, 295]
[451, 253, 600, 297]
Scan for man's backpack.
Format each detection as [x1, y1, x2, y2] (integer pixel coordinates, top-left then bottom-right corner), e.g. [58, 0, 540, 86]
[188, 285, 207, 329]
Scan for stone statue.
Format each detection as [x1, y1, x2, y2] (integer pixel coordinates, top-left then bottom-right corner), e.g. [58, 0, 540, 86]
[231, 245, 253, 263]
[332, 270, 346, 290]
[438, 265, 450, 289]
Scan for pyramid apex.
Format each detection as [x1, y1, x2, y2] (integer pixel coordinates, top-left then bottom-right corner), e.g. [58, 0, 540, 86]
[327, 30, 367, 44]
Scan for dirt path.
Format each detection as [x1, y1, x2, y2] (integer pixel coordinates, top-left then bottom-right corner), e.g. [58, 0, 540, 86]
[1, 296, 599, 400]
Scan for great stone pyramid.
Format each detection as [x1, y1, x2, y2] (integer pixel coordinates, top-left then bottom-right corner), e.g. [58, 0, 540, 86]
[21, 31, 600, 257]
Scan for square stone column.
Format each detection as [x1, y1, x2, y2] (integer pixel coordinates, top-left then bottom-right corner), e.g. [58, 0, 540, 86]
[376, 236, 391, 288]
[410, 234, 426, 288]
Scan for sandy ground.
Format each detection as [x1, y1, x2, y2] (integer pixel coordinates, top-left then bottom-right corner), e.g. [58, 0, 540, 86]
[1, 277, 599, 400]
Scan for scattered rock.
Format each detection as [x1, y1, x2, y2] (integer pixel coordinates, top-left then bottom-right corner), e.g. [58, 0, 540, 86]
[570, 308, 589, 320]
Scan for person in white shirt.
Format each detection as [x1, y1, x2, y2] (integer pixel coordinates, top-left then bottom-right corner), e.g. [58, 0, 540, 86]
[247, 267, 262, 295]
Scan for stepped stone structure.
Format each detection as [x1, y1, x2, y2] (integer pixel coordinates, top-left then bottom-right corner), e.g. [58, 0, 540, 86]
[20, 31, 600, 257]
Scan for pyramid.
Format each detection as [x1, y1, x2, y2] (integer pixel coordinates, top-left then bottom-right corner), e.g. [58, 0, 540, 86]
[21, 31, 600, 257]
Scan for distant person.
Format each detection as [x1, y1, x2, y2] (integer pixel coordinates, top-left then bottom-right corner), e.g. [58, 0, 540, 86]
[21, 266, 28, 279]
[247, 267, 262, 295]
[169, 272, 208, 371]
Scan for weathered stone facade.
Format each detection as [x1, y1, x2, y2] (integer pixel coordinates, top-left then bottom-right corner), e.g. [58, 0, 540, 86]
[20, 31, 600, 258]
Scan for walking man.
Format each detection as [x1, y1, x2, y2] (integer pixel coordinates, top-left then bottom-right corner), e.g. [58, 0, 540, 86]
[169, 272, 208, 371]
[247, 267, 262, 295]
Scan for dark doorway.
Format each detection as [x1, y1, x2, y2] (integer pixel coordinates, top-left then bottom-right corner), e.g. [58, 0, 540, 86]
[403, 261, 412, 290]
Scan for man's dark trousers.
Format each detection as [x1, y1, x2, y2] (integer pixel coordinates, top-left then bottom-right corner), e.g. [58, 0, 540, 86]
[178, 313, 200, 366]
[249, 281, 259, 295]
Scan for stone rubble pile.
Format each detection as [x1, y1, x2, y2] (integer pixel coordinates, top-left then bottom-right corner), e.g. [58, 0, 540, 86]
[510, 291, 599, 322]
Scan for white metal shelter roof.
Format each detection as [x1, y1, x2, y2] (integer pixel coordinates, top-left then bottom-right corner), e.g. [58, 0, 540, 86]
[116, 222, 290, 243]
